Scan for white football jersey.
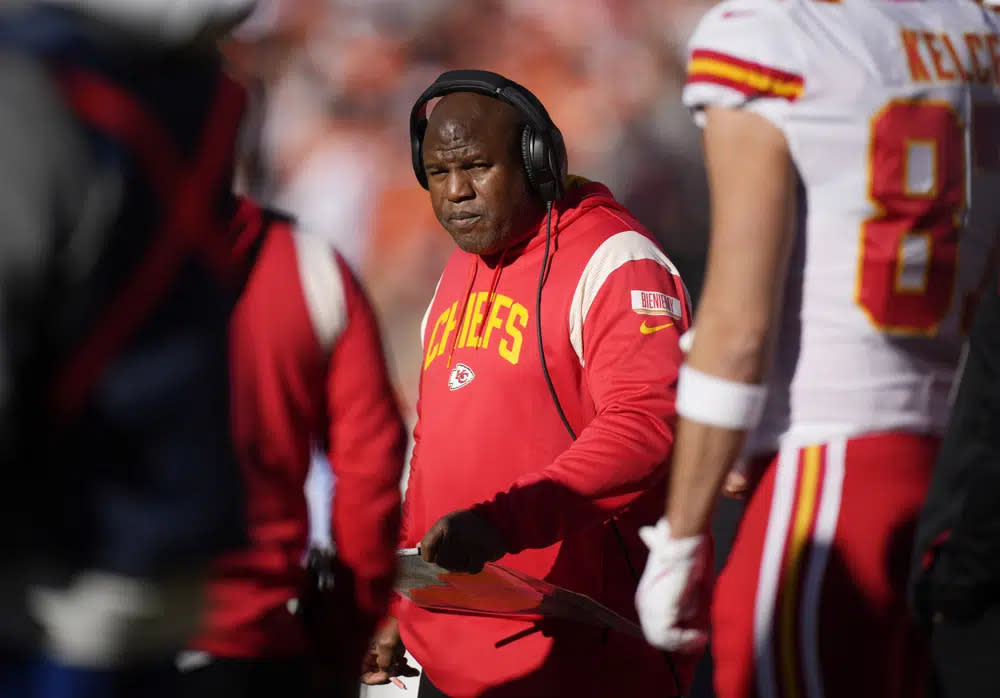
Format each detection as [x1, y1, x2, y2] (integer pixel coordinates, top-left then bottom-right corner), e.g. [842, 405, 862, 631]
[683, 0, 1000, 451]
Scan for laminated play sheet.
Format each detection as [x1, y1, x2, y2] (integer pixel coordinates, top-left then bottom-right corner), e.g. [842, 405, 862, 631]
[394, 549, 642, 639]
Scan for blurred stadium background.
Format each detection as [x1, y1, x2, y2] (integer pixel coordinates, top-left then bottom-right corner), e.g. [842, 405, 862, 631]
[224, 0, 713, 419]
[224, 7, 732, 692]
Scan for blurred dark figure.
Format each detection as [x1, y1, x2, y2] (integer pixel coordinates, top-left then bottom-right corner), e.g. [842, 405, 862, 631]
[0, 1, 256, 696]
[912, 269, 1000, 698]
[176, 198, 406, 698]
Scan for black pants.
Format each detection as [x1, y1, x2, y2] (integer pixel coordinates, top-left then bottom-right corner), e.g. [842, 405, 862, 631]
[177, 657, 314, 698]
[930, 604, 1000, 698]
[418, 672, 450, 698]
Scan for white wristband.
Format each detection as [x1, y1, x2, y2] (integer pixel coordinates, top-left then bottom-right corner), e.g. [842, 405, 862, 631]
[675, 364, 767, 430]
[678, 328, 695, 354]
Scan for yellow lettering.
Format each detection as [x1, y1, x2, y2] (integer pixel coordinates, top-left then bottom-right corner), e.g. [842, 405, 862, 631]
[434, 302, 460, 358]
[940, 34, 968, 82]
[466, 292, 489, 347]
[923, 32, 955, 81]
[966, 33, 990, 84]
[424, 309, 448, 369]
[456, 295, 477, 349]
[480, 294, 512, 350]
[901, 29, 931, 82]
[499, 303, 529, 365]
[988, 34, 1000, 86]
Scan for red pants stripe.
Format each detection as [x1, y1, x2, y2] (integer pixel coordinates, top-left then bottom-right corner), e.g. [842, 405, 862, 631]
[713, 433, 935, 698]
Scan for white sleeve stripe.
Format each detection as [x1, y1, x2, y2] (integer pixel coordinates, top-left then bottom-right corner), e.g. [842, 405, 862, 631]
[293, 231, 347, 356]
[420, 272, 445, 351]
[682, 82, 793, 130]
[679, 278, 694, 318]
[568, 230, 683, 365]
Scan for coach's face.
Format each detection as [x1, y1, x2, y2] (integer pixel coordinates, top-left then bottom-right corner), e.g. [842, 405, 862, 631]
[422, 92, 543, 256]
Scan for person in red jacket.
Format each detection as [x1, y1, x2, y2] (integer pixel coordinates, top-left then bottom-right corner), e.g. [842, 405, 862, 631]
[362, 70, 705, 698]
[178, 198, 407, 698]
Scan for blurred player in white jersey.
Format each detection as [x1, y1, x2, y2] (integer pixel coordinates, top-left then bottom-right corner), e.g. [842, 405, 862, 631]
[636, 1, 1000, 697]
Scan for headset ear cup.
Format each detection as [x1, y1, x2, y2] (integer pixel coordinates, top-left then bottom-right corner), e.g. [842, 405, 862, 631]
[521, 125, 542, 198]
[412, 119, 429, 190]
[548, 129, 567, 199]
[522, 124, 561, 203]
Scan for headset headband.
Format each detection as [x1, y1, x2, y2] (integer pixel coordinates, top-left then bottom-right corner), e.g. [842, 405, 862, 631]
[410, 70, 556, 134]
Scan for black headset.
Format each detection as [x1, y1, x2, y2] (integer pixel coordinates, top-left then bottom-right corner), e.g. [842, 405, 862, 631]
[409, 69, 568, 204]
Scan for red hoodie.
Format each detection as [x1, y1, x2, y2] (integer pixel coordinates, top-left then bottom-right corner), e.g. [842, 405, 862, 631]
[189, 200, 407, 670]
[396, 182, 706, 697]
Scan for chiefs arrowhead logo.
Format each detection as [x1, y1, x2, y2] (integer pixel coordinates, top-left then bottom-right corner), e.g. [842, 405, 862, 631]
[448, 363, 476, 391]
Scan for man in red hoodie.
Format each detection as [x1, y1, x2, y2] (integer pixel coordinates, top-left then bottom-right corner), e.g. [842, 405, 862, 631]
[363, 71, 705, 698]
[178, 198, 407, 698]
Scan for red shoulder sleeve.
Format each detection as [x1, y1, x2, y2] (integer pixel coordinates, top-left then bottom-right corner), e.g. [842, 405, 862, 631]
[475, 230, 690, 551]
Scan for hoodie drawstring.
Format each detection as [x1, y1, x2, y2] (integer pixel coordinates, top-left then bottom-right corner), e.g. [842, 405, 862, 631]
[445, 256, 479, 369]
[444, 246, 510, 369]
[476, 246, 509, 349]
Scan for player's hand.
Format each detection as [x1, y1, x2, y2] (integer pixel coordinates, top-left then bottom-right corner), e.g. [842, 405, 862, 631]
[723, 459, 751, 498]
[635, 517, 710, 652]
[723, 457, 766, 499]
[360, 618, 418, 686]
[420, 509, 508, 573]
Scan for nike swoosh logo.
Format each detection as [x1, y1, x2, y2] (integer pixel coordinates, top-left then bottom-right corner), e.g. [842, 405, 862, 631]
[640, 320, 674, 335]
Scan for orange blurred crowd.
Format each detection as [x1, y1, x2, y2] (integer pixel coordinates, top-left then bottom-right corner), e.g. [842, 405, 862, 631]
[224, 0, 712, 415]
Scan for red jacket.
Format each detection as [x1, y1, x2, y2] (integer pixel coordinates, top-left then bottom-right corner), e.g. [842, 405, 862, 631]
[396, 182, 705, 697]
[190, 200, 407, 668]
